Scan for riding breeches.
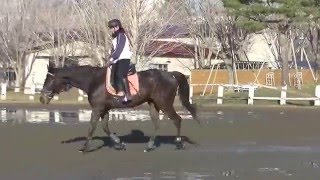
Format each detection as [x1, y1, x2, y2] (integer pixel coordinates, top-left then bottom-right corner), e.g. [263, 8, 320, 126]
[111, 59, 130, 92]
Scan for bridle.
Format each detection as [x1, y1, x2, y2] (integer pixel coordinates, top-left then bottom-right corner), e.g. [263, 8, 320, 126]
[41, 72, 55, 99]
[42, 72, 72, 99]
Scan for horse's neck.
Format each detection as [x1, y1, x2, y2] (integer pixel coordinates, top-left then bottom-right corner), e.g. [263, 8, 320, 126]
[61, 68, 98, 94]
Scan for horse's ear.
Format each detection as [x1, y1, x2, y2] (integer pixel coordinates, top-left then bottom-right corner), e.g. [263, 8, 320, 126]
[47, 62, 55, 72]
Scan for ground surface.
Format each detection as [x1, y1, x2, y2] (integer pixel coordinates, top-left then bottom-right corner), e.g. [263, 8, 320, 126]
[0, 104, 320, 180]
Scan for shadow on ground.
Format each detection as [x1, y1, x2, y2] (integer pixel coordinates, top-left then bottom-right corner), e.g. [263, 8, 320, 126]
[61, 129, 198, 152]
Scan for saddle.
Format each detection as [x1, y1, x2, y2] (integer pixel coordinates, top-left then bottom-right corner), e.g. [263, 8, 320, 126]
[105, 64, 139, 96]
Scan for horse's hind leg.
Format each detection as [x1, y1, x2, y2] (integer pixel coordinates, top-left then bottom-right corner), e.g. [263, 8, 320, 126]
[145, 102, 160, 152]
[101, 110, 126, 150]
[162, 106, 185, 150]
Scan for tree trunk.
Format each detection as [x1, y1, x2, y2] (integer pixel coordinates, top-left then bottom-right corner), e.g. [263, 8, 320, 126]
[206, 50, 213, 67]
[278, 33, 290, 86]
[14, 64, 26, 92]
[224, 57, 235, 91]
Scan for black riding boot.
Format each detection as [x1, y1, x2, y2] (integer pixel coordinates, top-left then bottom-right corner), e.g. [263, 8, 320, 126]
[122, 78, 132, 103]
[114, 78, 123, 94]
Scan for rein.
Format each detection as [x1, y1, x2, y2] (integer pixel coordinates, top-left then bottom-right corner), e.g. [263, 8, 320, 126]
[47, 72, 54, 76]
[42, 72, 72, 98]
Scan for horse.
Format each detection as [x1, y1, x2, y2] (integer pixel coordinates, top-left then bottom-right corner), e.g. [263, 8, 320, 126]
[40, 64, 199, 152]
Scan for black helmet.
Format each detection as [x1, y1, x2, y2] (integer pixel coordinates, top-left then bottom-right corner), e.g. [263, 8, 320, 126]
[108, 19, 122, 28]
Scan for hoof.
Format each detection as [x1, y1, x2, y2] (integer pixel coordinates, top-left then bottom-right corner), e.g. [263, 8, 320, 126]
[174, 137, 185, 150]
[78, 147, 89, 153]
[175, 142, 186, 150]
[114, 142, 126, 151]
[144, 140, 156, 152]
[144, 146, 156, 152]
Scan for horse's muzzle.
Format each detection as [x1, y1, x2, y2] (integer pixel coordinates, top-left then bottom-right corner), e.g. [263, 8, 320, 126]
[39, 92, 53, 104]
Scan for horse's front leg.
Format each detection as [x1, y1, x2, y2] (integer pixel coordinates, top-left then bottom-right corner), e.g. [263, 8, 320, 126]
[101, 111, 126, 150]
[144, 102, 160, 152]
[79, 108, 102, 153]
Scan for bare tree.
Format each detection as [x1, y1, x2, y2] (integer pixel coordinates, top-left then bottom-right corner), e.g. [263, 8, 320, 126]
[170, 0, 211, 69]
[73, 0, 180, 69]
[0, 0, 44, 91]
[305, 23, 320, 72]
[32, 0, 98, 67]
[179, 0, 249, 85]
[72, 0, 112, 66]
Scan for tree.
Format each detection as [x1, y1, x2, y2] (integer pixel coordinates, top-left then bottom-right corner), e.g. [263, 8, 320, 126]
[0, 0, 44, 91]
[73, 0, 179, 69]
[179, 0, 250, 85]
[176, 0, 217, 69]
[109, 0, 180, 68]
[36, 1, 84, 67]
[222, 0, 320, 85]
[304, 21, 320, 72]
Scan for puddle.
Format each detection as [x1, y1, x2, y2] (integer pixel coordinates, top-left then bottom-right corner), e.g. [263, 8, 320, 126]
[302, 161, 320, 168]
[258, 167, 293, 176]
[115, 171, 215, 180]
[222, 169, 236, 177]
[0, 108, 193, 124]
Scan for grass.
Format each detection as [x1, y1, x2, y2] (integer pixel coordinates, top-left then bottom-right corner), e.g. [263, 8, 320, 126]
[1, 84, 319, 107]
[0, 89, 88, 105]
[193, 83, 319, 106]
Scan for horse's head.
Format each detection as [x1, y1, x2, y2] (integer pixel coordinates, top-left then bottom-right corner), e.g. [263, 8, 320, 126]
[40, 65, 72, 104]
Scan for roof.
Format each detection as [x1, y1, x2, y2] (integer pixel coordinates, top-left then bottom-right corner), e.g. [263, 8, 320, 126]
[156, 25, 190, 38]
[144, 40, 194, 58]
[294, 60, 318, 69]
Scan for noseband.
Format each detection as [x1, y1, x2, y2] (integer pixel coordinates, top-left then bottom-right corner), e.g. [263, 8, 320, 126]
[42, 72, 72, 98]
[42, 72, 55, 98]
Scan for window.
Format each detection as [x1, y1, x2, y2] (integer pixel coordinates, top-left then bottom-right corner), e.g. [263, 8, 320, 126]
[149, 63, 168, 71]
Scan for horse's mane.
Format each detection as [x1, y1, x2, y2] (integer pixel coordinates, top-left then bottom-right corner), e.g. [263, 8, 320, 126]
[52, 65, 156, 77]
[58, 65, 103, 71]
[53, 65, 105, 75]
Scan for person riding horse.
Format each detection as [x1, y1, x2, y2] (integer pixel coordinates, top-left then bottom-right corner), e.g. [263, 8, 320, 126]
[106, 19, 133, 103]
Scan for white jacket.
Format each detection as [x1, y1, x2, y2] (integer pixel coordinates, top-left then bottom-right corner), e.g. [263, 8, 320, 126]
[110, 32, 133, 63]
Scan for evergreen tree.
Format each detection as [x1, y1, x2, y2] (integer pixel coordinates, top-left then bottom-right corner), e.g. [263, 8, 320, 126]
[222, 0, 320, 85]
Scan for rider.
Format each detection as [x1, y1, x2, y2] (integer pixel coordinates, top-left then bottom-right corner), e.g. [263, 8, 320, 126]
[106, 19, 133, 103]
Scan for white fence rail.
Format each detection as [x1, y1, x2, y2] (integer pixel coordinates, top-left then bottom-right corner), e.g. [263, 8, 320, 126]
[190, 84, 320, 106]
[248, 84, 320, 106]
[2, 81, 319, 106]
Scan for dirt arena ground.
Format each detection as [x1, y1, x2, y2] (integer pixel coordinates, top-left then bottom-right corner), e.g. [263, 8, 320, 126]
[0, 104, 320, 179]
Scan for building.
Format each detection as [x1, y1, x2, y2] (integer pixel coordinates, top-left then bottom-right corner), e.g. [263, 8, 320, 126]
[24, 41, 104, 94]
[23, 25, 279, 94]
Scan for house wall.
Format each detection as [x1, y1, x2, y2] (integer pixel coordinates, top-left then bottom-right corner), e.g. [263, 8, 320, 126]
[245, 33, 278, 69]
[23, 42, 102, 94]
[24, 57, 49, 94]
[143, 57, 195, 76]
[22, 33, 283, 93]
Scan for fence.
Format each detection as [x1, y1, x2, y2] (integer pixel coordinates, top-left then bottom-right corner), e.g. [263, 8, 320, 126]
[190, 69, 318, 95]
[189, 84, 320, 106]
[0, 82, 88, 102]
[2, 81, 319, 106]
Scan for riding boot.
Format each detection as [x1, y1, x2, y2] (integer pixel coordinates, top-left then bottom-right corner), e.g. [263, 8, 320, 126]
[122, 78, 132, 103]
[110, 65, 116, 87]
[114, 77, 123, 94]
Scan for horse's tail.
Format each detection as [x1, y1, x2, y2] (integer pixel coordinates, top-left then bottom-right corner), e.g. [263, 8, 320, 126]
[171, 71, 199, 124]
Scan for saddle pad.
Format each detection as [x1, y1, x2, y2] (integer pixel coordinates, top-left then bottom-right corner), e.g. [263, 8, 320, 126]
[105, 66, 139, 96]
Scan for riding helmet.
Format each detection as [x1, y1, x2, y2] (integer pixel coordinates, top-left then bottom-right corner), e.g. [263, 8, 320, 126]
[108, 19, 122, 28]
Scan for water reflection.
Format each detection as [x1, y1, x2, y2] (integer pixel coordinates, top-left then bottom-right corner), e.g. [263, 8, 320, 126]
[0, 108, 193, 124]
[116, 171, 215, 180]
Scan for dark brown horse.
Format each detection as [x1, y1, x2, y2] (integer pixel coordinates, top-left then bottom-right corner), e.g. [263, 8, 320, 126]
[40, 64, 198, 152]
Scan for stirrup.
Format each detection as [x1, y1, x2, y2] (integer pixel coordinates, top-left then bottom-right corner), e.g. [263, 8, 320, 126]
[122, 96, 131, 103]
[115, 91, 125, 96]
[121, 78, 132, 102]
